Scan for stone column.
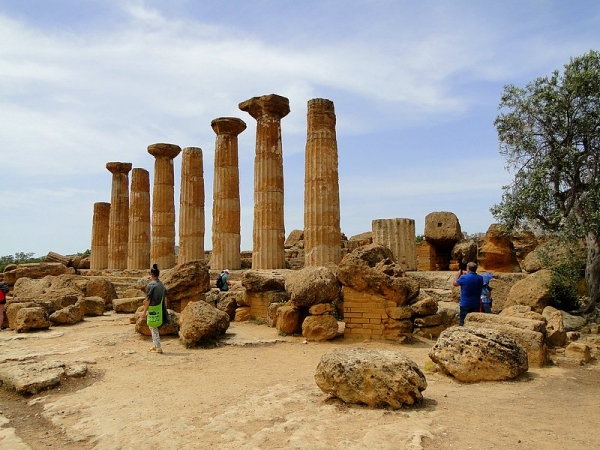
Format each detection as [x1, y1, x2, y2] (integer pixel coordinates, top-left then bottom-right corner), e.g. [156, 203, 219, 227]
[372, 218, 417, 271]
[127, 168, 151, 269]
[90, 202, 110, 270]
[148, 143, 181, 269]
[239, 94, 290, 269]
[106, 162, 132, 270]
[178, 147, 205, 264]
[211, 117, 246, 270]
[304, 98, 342, 267]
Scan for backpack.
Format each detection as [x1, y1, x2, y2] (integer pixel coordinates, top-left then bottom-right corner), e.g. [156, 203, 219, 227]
[216, 274, 224, 289]
[0, 282, 9, 295]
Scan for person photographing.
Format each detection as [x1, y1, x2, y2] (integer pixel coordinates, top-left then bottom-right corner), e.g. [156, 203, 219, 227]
[453, 262, 484, 326]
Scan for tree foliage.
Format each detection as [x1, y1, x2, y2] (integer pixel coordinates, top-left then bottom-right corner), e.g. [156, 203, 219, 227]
[492, 50, 600, 312]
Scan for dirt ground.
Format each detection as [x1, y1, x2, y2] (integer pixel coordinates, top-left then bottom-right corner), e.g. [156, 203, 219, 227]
[0, 312, 598, 450]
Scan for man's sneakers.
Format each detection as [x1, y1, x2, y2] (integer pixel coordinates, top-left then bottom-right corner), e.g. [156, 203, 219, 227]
[149, 347, 163, 354]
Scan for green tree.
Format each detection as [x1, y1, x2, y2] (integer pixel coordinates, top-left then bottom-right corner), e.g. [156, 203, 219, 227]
[492, 50, 600, 313]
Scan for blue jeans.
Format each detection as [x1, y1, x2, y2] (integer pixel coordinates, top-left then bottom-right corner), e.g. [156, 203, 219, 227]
[459, 306, 480, 326]
[482, 302, 492, 313]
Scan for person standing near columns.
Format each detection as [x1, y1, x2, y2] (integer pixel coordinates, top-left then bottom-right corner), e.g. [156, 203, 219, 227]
[106, 162, 132, 270]
[239, 94, 290, 270]
[178, 147, 205, 264]
[304, 98, 342, 267]
[211, 117, 246, 271]
[148, 143, 181, 270]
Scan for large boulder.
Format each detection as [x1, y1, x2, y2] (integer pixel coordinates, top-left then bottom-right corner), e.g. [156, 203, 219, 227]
[424, 211, 462, 250]
[451, 240, 477, 267]
[275, 305, 301, 335]
[285, 266, 341, 308]
[14, 307, 52, 332]
[479, 224, 521, 273]
[315, 347, 427, 409]
[301, 315, 339, 341]
[429, 326, 529, 382]
[542, 306, 567, 347]
[337, 244, 419, 305]
[241, 270, 287, 292]
[49, 303, 85, 325]
[504, 270, 553, 313]
[79, 296, 106, 316]
[178, 300, 230, 347]
[85, 278, 118, 308]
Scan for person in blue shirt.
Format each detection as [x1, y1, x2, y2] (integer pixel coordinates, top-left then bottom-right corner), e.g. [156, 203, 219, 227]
[453, 262, 484, 326]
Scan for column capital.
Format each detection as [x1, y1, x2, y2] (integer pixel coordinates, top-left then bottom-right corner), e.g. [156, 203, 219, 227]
[211, 117, 247, 136]
[106, 162, 132, 174]
[239, 94, 290, 120]
[147, 143, 182, 159]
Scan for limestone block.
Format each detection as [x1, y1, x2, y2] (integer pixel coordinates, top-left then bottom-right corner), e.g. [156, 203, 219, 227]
[309, 303, 334, 315]
[429, 326, 529, 382]
[479, 224, 521, 273]
[504, 270, 553, 313]
[241, 270, 287, 292]
[179, 300, 230, 346]
[301, 315, 339, 341]
[276, 305, 300, 335]
[3, 263, 72, 285]
[49, 303, 84, 325]
[85, 278, 117, 307]
[80, 297, 106, 316]
[235, 306, 251, 322]
[424, 212, 462, 248]
[315, 347, 427, 408]
[413, 314, 442, 327]
[410, 295, 438, 316]
[285, 266, 341, 307]
[14, 307, 51, 332]
[564, 342, 592, 363]
[113, 297, 144, 313]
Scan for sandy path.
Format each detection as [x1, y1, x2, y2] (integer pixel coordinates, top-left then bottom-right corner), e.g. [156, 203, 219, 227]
[0, 312, 598, 449]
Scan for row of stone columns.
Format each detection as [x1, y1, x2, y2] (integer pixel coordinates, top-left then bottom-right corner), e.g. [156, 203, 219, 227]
[91, 95, 345, 271]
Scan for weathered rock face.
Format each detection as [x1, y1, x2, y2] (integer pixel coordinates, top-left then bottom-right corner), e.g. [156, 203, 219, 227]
[80, 296, 106, 316]
[2, 263, 74, 285]
[429, 326, 529, 382]
[479, 224, 522, 273]
[504, 269, 553, 313]
[315, 347, 427, 409]
[0, 360, 87, 395]
[285, 266, 341, 308]
[49, 303, 85, 325]
[511, 230, 539, 265]
[178, 300, 230, 347]
[424, 212, 462, 249]
[301, 315, 339, 341]
[337, 244, 418, 305]
[5, 301, 53, 330]
[464, 313, 548, 367]
[14, 307, 52, 332]
[241, 270, 287, 292]
[543, 306, 567, 347]
[276, 305, 301, 335]
[113, 297, 145, 313]
[85, 278, 118, 308]
[451, 240, 477, 267]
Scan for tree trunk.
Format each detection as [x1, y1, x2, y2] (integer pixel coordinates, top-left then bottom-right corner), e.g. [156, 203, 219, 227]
[582, 232, 600, 313]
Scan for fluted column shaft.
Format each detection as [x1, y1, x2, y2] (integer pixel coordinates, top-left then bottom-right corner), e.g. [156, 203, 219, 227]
[178, 147, 205, 264]
[128, 168, 151, 269]
[211, 117, 246, 270]
[372, 218, 417, 271]
[148, 143, 181, 269]
[239, 94, 290, 270]
[106, 162, 132, 270]
[304, 98, 341, 266]
[90, 202, 110, 270]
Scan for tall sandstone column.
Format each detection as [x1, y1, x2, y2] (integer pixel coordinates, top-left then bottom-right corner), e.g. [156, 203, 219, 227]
[211, 117, 246, 270]
[304, 98, 342, 266]
[106, 162, 132, 270]
[128, 168, 151, 269]
[239, 94, 290, 269]
[90, 202, 110, 270]
[372, 218, 417, 271]
[178, 147, 205, 264]
[148, 143, 181, 269]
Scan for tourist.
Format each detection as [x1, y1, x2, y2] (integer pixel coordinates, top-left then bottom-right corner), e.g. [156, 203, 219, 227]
[453, 262, 484, 326]
[0, 285, 6, 331]
[480, 272, 494, 313]
[217, 269, 230, 292]
[142, 264, 167, 354]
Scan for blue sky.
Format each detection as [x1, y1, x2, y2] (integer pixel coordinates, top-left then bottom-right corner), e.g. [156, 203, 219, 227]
[1, 0, 599, 258]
